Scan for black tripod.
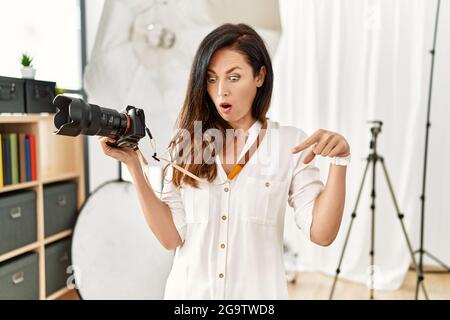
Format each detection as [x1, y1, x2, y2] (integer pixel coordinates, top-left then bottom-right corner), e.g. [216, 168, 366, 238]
[329, 120, 427, 300]
[415, 0, 450, 299]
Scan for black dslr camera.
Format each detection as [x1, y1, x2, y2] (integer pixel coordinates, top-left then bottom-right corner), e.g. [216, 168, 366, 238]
[53, 95, 146, 150]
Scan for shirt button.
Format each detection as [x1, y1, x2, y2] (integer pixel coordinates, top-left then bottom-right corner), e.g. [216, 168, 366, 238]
[265, 181, 270, 187]
[219, 273, 225, 278]
[224, 187, 229, 192]
[221, 215, 227, 221]
[220, 243, 226, 249]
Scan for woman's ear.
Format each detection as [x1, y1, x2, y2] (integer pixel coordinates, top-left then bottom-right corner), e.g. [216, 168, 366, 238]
[256, 66, 266, 87]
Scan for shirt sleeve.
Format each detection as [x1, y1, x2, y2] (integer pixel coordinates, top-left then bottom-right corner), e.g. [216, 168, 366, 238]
[288, 130, 325, 241]
[160, 166, 187, 243]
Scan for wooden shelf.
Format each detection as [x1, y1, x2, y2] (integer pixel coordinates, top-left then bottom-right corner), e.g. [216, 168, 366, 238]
[0, 180, 39, 194]
[0, 242, 40, 263]
[0, 173, 80, 194]
[42, 172, 80, 184]
[44, 229, 73, 245]
[0, 113, 53, 123]
[0, 114, 85, 300]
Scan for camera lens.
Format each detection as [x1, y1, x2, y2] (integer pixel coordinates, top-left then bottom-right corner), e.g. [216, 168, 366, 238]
[53, 95, 129, 137]
[52, 94, 147, 150]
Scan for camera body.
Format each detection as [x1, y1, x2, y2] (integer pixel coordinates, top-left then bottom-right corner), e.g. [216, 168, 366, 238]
[53, 94, 146, 150]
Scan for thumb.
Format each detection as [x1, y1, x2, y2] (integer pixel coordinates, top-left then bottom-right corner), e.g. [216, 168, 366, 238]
[137, 150, 148, 165]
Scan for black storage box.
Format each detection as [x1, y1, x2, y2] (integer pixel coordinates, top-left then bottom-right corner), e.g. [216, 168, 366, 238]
[24, 79, 56, 113]
[0, 252, 39, 300]
[0, 76, 26, 113]
[45, 237, 72, 296]
[0, 190, 37, 255]
[44, 181, 78, 237]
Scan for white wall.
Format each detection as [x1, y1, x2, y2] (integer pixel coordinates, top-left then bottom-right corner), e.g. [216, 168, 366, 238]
[0, 0, 81, 89]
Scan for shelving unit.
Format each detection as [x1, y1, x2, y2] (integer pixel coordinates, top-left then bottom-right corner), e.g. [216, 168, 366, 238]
[0, 114, 85, 300]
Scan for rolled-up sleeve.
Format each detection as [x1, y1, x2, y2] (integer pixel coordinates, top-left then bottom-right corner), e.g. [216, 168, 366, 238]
[160, 167, 187, 243]
[288, 131, 324, 241]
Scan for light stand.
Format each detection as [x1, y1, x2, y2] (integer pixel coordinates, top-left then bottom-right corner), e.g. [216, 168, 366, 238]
[329, 121, 427, 299]
[415, 0, 450, 300]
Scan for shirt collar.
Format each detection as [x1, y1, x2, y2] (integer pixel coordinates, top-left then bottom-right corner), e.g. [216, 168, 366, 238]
[214, 118, 268, 182]
[247, 119, 263, 136]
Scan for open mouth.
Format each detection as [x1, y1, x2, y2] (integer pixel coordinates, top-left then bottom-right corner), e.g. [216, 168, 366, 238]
[219, 102, 233, 114]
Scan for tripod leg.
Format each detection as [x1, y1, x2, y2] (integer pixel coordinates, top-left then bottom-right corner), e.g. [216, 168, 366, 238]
[379, 157, 429, 299]
[369, 153, 377, 300]
[422, 250, 450, 272]
[329, 158, 371, 299]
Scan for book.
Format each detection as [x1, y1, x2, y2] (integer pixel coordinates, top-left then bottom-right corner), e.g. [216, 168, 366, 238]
[25, 135, 31, 182]
[0, 133, 3, 188]
[19, 133, 27, 183]
[29, 134, 37, 181]
[9, 133, 19, 184]
[2, 134, 11, 185]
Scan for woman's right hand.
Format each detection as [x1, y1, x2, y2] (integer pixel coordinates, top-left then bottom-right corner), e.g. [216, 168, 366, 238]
[98, 136, 148, 169]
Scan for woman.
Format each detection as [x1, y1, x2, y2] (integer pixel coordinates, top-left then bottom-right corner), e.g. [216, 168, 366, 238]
[99, 23, 350, 299]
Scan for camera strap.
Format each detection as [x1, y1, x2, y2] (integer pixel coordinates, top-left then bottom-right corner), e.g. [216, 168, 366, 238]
[145, 127, 160, 162]
[225, 118, 268, 180]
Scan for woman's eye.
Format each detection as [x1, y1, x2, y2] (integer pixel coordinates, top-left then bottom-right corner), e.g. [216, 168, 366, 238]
[229, 75, 240, 81]
[207, 76, 217, 83]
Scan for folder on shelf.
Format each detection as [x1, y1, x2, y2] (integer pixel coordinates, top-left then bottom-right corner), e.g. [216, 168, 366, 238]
[2, 134, 11, 186]
[19, 133, 27, 183]
[0, 133, 3, 188]
[29, 134, 37, 181]
[10, 133, 19, 184]
[25, 135, 32, 182]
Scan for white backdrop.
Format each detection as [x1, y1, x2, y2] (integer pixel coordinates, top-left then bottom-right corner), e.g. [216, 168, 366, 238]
[271, 0, 450, 291]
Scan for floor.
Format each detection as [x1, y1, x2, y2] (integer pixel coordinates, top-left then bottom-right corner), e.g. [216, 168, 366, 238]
[59, 268, 449, 300]
[287, 270, 450, 300]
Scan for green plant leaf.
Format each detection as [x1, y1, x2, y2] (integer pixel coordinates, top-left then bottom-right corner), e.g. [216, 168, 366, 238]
[20, 53, 34, 67]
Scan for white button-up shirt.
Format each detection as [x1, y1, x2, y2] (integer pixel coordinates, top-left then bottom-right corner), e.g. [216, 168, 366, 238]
[161, 119, 324, 299]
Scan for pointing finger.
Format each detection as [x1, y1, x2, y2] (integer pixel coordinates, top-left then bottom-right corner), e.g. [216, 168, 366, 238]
[292, 130, 323, 154]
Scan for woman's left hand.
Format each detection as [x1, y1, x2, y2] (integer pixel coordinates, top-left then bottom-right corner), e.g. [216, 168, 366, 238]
[291, 129, 350, 164]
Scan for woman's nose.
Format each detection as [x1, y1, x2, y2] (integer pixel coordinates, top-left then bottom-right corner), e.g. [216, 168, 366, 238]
[217, 81, 230, 98]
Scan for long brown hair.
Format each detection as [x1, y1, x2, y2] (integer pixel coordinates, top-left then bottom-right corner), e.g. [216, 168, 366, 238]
[166, 23, 274, 188]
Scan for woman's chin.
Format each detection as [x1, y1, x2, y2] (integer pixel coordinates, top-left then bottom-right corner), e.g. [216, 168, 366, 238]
[218, 109, 234, 120]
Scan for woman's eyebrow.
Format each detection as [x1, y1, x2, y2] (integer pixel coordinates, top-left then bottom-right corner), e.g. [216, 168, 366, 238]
[207, 66, 242, 74]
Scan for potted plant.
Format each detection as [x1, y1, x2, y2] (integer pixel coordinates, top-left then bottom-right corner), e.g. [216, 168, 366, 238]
[20, 52, 36, 79]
